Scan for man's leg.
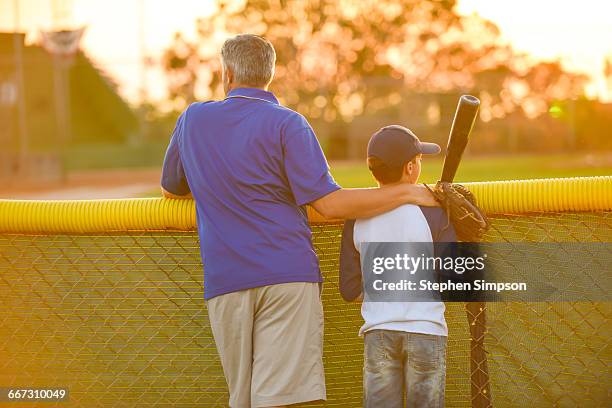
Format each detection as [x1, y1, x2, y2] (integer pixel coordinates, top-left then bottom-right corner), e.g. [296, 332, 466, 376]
[207, 289, 255, 408]
[404, 333, 447, 408]
[363, 330, 404, 408]
[250, 282, 326, 408]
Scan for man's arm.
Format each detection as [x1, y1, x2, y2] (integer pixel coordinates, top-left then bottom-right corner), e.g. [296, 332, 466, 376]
[310, 183, 437, 220]
[281, 117, 437, 219]
[161, 112, 192, 199]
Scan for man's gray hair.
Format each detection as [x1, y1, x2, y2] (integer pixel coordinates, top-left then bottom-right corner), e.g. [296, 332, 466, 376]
[221, 34, 276, 87]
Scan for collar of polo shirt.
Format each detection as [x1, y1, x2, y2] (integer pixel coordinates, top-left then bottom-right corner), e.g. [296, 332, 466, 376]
[226, 87, 280, 105]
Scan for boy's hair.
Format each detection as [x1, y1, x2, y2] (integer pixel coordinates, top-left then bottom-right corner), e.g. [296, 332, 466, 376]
[367, 155, 417, 184]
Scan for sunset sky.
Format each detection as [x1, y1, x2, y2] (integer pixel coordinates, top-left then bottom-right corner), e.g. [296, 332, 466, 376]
[1, 0, 611, 104]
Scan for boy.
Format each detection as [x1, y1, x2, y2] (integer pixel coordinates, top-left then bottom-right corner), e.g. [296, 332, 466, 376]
[339, 125, 456, 408]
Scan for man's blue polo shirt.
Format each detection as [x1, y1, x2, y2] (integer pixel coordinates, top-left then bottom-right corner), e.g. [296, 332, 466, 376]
[161, 88, 341, 299]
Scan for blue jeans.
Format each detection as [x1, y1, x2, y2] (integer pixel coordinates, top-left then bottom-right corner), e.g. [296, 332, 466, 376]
[363, 330, 447, 408]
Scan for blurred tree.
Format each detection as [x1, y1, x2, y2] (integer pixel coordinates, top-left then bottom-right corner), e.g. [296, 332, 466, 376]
[162, 0, 587, 124]
[136, 102, 181, 142]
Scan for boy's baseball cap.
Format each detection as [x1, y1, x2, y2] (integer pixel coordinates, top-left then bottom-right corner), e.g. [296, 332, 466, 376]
[367, 125, 440, 167]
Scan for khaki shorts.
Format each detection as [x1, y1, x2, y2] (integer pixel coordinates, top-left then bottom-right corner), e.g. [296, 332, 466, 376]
[207, 282, 326, 407]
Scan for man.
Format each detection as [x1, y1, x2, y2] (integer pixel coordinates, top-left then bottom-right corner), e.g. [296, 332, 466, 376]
[161, 34, 436, 408]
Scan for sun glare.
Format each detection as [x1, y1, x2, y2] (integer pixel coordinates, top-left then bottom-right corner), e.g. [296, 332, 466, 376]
[1, 0, 610, 102]
[457, 0, 612, 101]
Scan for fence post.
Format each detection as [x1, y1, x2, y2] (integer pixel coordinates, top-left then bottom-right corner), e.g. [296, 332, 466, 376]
[467, 302, 492, 408]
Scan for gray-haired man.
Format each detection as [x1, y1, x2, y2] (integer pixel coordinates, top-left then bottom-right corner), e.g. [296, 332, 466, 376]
[161, 34, 437, 407]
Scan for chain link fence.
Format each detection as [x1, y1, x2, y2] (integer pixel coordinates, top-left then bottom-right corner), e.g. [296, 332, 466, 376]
[1, 212, 611, 407]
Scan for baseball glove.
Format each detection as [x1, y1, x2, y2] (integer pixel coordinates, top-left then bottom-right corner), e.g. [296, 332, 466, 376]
[425, 182, 490, 242]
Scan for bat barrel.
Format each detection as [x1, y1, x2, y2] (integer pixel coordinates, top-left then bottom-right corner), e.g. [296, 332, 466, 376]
[440, 95, 480, 183]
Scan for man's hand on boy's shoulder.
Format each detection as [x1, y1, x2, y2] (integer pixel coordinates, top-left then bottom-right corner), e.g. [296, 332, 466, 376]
[393, 183, 440, 207]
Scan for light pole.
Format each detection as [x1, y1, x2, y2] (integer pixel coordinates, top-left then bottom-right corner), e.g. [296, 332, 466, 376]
[13, 0, 29, 173]
[40, 27, 84, 182]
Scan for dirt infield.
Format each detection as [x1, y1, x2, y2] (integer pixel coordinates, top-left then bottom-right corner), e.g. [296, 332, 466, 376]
[0, 168, 161, 200]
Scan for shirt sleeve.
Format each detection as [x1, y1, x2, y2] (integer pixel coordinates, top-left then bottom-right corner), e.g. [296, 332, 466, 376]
[339, 220, 362, 302]
[161, 112, 191, 195]
[422, 206, 486, 301]
[420, 206, 457, 243]
[282, 120, 340, 206]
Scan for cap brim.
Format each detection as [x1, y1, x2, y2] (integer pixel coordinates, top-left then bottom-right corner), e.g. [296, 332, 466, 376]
[418, 142, 441, 155]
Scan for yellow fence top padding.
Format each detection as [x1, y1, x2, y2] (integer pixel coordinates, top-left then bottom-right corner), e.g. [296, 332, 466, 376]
[0, 176, 610, 234]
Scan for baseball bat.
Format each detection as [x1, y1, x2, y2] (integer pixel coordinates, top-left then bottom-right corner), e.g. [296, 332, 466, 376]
[440, 95, 480, 183]
[441, 96, 489, 406]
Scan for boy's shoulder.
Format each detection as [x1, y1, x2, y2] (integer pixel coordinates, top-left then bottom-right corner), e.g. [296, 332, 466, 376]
[354, 204, 444, 225]
[354, 205, 454, 241]
[355, 203, 423, 224]
[352, 204, 433, 243]
[347, 205, 455, 243]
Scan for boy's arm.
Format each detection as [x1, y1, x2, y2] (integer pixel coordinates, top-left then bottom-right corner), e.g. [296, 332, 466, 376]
[339, 220, 363, 302]
[421, 207, 458, 301]
[420, 206, 457, 244]
[424, 206, 486, 301]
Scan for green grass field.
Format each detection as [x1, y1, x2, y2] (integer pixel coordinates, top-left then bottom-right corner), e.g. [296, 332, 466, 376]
[140, 152, 611, 197]
[62, 140, 611, 186]
[330, 153, 612, 187]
